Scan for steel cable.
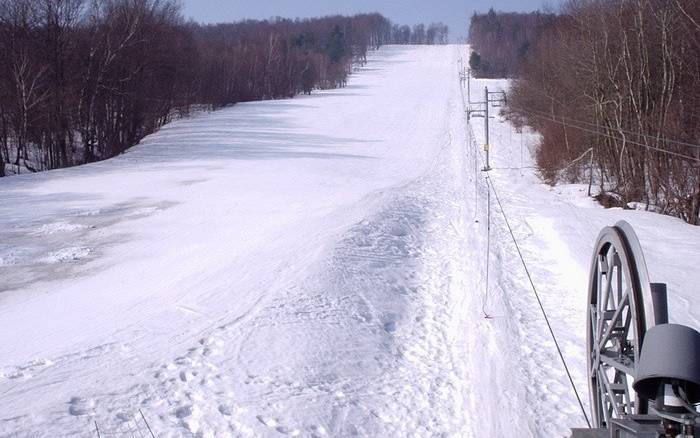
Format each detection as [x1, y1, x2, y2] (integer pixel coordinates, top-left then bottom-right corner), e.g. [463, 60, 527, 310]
[460, 76, 592, 427]
[510, 106, 700, 163]
[486, 174, 592, 428]
[516, 107, 700, 150]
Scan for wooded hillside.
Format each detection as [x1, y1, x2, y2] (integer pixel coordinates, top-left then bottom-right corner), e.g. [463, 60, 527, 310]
[0, 0, 447, 176]
[471, 2, 700, 224]
[468, 9, 556, 78]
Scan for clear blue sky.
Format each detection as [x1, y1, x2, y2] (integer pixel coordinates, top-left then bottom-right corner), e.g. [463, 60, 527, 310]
[180, 0, 562, 42]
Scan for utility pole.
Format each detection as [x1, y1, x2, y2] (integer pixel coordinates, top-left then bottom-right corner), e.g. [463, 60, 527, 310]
[481, 87, 507, 172]
[467, 68, 471, 103]
[520, 129, 524, 170]
[483, 86, 491, 171]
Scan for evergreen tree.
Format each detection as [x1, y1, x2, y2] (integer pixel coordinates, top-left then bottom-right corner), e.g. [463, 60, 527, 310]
[327, 25, 346, 63]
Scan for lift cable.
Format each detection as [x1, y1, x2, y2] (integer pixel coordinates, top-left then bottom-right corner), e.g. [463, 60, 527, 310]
[486, 173, 592, 428]
[482, 173, 492, 319]
[460, 78, 592, 426]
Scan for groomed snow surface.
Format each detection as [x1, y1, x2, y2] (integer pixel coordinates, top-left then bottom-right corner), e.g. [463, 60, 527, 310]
[0, 45, 698, 437]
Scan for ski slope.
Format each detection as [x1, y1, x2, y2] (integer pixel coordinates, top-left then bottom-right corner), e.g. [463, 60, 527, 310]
[0, 45, 698, 437]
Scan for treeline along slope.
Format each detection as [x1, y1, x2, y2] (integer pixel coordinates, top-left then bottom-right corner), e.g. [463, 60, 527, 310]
[0, 0, 448, 176]
[469, 2, 700, 224]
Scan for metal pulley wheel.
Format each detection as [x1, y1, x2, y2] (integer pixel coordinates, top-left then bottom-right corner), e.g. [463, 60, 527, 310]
[586, 221, 659, 428]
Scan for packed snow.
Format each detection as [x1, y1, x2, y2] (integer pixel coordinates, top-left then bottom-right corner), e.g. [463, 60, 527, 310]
[0, 45, 698, 437]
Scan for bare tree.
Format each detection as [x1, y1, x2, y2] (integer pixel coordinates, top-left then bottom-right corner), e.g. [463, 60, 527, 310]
[0, 8, 420, 177]
[505, 0, 700, 224]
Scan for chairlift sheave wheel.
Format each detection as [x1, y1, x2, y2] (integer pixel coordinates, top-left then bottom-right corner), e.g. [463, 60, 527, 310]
[586, 221, 659, 428]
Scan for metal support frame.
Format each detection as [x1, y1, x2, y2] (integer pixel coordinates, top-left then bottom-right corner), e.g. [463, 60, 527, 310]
[573, 221, 700, 438]
[571, 416, 663, 438]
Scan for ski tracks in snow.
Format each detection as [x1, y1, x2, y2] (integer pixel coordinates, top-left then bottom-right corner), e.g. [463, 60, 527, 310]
[0, 46, 623, 437]
[187, 100, 473, 436]
[234, 176, 469, 436]
[32, 81, 475, 436]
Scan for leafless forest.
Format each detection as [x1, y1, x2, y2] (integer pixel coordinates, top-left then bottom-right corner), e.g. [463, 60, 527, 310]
[468, 10, 556, 78]
[470, 1, 700, 225]
[0, 0, 448, 177]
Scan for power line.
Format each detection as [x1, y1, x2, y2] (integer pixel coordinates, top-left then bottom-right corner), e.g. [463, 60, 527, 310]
[518, 106, 700, 150]
[511, 107, 700, 163]
[513, 105, 700, 162]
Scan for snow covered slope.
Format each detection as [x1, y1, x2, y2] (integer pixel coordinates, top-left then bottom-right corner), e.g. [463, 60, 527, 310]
[0, 45, 698, 438]
[462, 75, 700, 436]
[0, 46, 474, 437]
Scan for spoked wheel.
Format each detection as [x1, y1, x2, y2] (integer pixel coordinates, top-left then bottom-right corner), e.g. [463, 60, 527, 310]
[587, 221, 659, 428]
